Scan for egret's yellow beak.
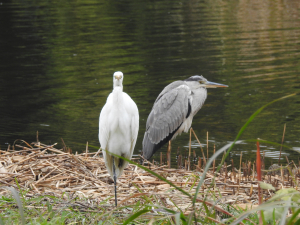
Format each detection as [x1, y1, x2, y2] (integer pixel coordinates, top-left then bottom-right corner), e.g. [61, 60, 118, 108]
[115, 75, 122, 80]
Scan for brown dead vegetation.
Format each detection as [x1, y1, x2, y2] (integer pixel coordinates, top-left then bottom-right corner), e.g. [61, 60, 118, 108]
[0, 140, 299, 213]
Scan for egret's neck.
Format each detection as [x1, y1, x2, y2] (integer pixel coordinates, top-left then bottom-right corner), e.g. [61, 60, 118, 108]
[112, 86, 123, 105]
[113, 81, 123, 90]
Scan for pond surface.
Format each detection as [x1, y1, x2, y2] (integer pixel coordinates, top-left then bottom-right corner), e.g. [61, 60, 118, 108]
[1, 0, 300, 167]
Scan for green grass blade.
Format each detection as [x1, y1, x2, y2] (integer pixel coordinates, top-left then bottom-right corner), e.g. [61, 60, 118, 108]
[174, 213, 181, 225]
[230, 200, 292, 225]
[280, 204, 292, 225]
[217, 93, 296, 171]
[261, 210, 266, 225]
[192, 141, 243, 204]
[180, 212, 188, 225]
[272, 209, 276, 225]
[294, 217, 300, 225]
[192, 93, 296, 206]
[2, 187, 25, 225]
[105, 150, 192, 199]
[0, 216, 4, 225]
[287, 208, 300, 225]
[123, 209, 150, 225]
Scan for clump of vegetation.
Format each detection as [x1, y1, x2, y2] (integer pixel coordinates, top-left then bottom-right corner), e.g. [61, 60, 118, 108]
[1, 173, 300, 224]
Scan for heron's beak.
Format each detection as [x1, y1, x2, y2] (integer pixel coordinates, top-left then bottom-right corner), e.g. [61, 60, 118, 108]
[204, 81, 228, 88]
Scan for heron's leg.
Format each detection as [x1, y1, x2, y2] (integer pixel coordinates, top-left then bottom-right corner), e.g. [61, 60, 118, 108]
[112, 156, 117, 207]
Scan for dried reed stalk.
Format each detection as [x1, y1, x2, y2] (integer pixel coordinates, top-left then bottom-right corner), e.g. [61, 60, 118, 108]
[190, 128, 207, 165]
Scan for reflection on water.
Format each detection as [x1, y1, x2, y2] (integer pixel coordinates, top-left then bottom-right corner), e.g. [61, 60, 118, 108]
[0, 0, 300, 167]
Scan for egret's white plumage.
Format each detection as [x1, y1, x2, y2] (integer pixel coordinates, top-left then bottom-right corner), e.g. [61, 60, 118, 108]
[99, 71, 139, 206]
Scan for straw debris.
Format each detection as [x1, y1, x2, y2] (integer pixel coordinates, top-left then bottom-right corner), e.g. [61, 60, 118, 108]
[0, 140, 299, 213]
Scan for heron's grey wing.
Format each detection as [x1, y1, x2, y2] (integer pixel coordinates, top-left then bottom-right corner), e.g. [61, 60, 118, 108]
[143, 85, 191, 159]
[154, 80, 185, 103]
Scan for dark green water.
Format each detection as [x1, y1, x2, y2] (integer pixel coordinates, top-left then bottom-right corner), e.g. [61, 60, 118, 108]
[1, 0, 300, 167]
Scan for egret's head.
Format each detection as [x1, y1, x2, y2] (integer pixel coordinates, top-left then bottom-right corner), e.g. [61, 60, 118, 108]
[113, 71, 123, 87]
[185, 75, 228, 88]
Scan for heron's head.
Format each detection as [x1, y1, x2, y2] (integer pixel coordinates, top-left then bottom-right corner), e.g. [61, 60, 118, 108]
[185, 75, 228, 88]
[113, 71, 124, 87]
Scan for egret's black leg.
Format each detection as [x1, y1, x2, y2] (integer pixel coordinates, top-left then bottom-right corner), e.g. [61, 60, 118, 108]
[112, 156, 117, 207]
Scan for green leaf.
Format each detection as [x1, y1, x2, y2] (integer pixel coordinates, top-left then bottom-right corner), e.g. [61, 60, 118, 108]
[1, 186, 25, 225]
[279, 204, 290, 225]
[287, 208, 300, 225]
[273, 188, 300, 202]
[294, 217, 300, 225]
[1, 196, 14, 201]
[272, 209, 276, 225]
[123, 209, 150, 225]
[180, 212, 188, 224]
[203, 201, 210, 217]
[259, 182, 275, 191]
[232, 200, 289, 225]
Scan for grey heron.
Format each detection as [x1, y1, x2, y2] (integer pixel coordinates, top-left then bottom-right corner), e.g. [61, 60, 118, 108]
[142, 75, 228, 160]
[99, 71, 139, 206]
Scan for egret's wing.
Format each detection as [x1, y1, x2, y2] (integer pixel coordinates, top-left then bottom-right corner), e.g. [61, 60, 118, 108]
[130, 105, 139, 157]
[143, 85, 191, 159]
[99, 94, 112, 150]
[123, 93, 139, 158]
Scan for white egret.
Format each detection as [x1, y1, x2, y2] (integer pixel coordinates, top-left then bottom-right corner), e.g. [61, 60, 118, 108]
[99, 71, 139, 206]
[142, 75, 228, 160]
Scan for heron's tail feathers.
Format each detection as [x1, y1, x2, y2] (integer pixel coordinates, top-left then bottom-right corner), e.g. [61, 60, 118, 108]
[142, 126, 180, 160]
[142, 133, 156, 160]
